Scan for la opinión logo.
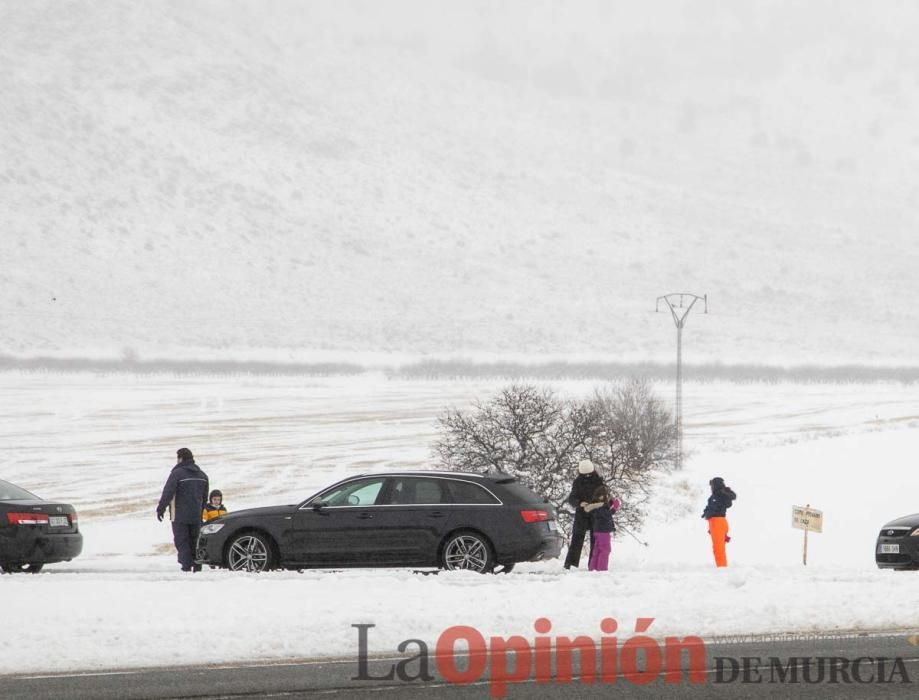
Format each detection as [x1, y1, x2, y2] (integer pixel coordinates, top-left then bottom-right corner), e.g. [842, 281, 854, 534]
[353, 617, 706, 697]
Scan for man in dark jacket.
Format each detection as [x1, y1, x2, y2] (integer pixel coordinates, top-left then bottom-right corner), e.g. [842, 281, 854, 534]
[702, 476, 736, 567]
[563, 459, 604, 569]
[157, 447, 209, 572]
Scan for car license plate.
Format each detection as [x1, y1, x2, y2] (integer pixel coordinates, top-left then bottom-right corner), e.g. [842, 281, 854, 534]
[880, 544, 900, 554]
[49, 515, 69, 527]
[547, 521, 558, 532]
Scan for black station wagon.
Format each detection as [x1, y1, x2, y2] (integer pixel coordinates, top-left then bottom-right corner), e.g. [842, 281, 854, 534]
[196, 471, 563, 573]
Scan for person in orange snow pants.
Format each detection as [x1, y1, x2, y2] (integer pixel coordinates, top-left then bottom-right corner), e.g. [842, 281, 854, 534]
[701, 477, 736, 568]
[707, 516, 729, 567]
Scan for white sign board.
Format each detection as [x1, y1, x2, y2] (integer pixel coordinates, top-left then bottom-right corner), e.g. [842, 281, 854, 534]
[792, 505, 823, 533]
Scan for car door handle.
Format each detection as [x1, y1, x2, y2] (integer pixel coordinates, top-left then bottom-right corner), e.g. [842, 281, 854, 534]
[428, 512, 446, 518]
[357, 513, 374, 520]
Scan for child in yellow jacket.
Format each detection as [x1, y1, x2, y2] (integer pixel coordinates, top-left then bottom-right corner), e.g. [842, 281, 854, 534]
[202, 489, 228, 522]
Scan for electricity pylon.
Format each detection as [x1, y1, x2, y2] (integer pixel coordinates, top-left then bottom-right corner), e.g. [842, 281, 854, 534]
[656, 293, 708, 469]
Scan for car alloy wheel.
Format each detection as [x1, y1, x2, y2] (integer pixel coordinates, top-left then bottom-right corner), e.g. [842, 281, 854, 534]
[227, 533, 272, 572]
[442, 533, 493, 573]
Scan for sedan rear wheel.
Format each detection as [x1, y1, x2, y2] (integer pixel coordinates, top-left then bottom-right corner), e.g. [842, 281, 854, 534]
[442, 532, 494, 573]
[226, 533, 274, 572]
[0, 562, 44, 574]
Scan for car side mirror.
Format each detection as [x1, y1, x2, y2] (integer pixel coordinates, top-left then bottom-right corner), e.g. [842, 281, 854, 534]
[312, 501, 326, 511]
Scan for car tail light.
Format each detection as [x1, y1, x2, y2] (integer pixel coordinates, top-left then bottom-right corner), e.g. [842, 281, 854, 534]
[520, 510, 550, 523]
[7, 512, 50, 526]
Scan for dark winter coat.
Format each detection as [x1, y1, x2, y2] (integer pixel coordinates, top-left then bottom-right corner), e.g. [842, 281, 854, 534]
[567, 473, 604, 525]
[157, 461, 210, 525]
[702, 487, 737, 519]
[585, 497, 620, 533]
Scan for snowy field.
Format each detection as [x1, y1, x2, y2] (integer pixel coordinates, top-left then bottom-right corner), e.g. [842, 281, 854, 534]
[2, 372, 919, 673]
[4, 0, 919, 684]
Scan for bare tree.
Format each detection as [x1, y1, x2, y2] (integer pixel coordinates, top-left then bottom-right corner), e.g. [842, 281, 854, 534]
[433, 379, 676, 536]
[582, 378, 678, 532]
[434, 385, 592, 533]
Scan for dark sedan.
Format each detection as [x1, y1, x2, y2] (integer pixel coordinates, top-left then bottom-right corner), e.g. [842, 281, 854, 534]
[876, 513, 919, 570]
[0, 478, 83, 573]
[197, 471, 563, 573]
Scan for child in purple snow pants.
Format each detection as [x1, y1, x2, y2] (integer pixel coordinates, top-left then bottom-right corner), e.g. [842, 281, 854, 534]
[588, 531, 612, 571]
[583, 486, 620, 572]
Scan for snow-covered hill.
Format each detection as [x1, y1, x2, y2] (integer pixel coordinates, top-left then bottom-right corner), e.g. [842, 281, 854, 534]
[3, 1, 918, 365]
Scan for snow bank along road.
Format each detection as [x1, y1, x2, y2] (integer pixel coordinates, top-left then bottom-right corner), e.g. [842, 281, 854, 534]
[2, 373, 919, 674]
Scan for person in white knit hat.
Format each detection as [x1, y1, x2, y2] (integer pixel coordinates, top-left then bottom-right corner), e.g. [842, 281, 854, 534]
[563, 459, 604, 569]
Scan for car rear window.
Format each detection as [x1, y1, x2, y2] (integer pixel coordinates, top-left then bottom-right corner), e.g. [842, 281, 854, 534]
[447, 479, 501, 505]
[491, 481, 548, 504]
[0, 479, 39, 501]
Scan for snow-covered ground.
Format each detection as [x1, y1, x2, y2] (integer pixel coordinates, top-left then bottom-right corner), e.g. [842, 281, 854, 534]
[2, 372, 919, 673]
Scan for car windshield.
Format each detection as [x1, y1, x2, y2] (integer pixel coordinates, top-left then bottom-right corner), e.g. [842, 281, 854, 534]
[0, 479, 39, 501]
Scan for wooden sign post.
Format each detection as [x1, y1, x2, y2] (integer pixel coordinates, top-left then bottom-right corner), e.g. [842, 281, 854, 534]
[792, 504, 823, 566]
